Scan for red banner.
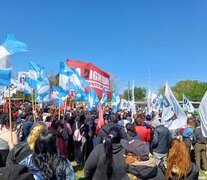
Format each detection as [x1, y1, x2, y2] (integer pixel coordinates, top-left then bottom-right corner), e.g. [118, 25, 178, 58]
[66, 59, 110, 98]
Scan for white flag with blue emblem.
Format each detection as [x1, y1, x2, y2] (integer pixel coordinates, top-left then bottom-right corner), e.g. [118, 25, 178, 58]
[162, 82, 187, 130]
[199, 91, 207, 137]
[111, 89, 120, 113]
[0, 34, 28, 86]
[183, 94, 195, 113]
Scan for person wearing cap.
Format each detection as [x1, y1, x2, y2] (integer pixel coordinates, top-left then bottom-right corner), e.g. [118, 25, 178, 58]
[121, 139, 165, 180]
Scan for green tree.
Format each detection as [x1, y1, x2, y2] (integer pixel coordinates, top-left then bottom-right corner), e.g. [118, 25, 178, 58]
[172, 80, 207, 101]
[122, 86, 146, 101]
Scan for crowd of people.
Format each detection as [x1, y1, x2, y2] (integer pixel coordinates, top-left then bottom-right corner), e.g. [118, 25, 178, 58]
[0, 100, 206, 180]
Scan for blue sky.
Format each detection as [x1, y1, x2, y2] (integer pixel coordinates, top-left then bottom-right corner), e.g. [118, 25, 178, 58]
[1, 0, 207, 93]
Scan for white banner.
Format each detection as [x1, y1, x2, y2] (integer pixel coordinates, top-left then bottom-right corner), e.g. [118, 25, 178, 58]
[183, 94, 195, 113]
[162, 82, 187, 130]
[199, 91, 207, 137]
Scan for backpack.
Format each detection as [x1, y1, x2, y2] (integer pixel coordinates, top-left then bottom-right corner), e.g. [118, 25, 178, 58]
[6, 141, 32, 166]
[73, 122, 84, 142]
[14, 119, 25, 141]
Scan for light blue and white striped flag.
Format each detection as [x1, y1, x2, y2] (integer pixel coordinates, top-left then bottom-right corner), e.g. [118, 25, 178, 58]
[100, 87, 107, 107]
[52, 86, 63, 106]
[0, 34, 28, 86]
[36, 78, 50, 103]
[59, 62, 70, 95]
[29, 61, 44, 90]
[85, 87, 99, 111]
[24, 76, 33, 95]
[111, 89, 120, 113]
[68, 67, 89, 91]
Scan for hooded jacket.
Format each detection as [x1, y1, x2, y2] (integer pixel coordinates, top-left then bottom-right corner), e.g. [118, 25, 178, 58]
[84, 143, 127, 180]
[121, 158, 165, 180]
[96, 123, 127, 144]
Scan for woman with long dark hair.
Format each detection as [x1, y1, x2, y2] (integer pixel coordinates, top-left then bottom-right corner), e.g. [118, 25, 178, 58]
[20, 130, 75, 180]
[84, 126, 126, 180]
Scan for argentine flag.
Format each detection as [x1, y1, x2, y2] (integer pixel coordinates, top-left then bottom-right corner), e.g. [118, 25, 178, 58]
[29, 61, 44, 90]
[111, 89, 120, 113]
[85, 87, 99, 111]
[24, 76, 33, 95]
[36, 78, 50, 103]
[100, 87, 107, 107]
[0, 34, 28, 86]
[52, 86, 63, 106]
[59, 62, 70, 97]
[68, 67, 89, 91]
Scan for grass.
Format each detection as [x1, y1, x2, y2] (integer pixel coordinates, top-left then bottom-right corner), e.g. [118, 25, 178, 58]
[71, 161, 85, 180]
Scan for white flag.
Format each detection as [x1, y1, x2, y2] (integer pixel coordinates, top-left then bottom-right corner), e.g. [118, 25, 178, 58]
[162, 82, 187, 130]
[183, 94, 195, 113]
[131, 80, 136, 115]
[199, 91, 207, 137]
[120, 99, 131, 111]
[146, 89, 152, 116]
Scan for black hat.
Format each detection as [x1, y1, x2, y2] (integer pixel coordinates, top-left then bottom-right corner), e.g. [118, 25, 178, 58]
[121, 139, 149, 161]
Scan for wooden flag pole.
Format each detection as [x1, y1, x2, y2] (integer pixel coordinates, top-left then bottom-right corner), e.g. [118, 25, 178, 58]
[58, 98, 61, 120]
[34, 90, 36, 121]
[31, 91, 36, 123]
[63, 97, 67, 121]
[22, 92, 24, 104]
[8, 86, 13, 145]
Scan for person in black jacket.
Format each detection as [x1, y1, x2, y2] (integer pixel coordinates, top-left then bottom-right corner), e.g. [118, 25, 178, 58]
[121, 139, 165, 180]
[159, 138, 199, 180]
[96, 113, 127, 144]
[151, 124, 171, 165]
[84, 126, 127, 180]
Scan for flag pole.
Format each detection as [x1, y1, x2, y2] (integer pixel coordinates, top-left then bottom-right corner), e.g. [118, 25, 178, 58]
[63, 97, 67, 121]
[58, 98, 61, 120]
[22, 92, 24, 104]
[31, 91, 36, 123]
[34, 90, 36, 121]
[8, 86, 13, 146]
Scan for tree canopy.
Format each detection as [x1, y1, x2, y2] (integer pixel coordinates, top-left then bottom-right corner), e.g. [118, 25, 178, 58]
[172, 80, 207, 101]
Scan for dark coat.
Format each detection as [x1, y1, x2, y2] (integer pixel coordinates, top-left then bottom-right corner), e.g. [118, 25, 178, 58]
[151, 124, 171, 154]
[159, 160, 199, 180]
[96, 123, 127, 144]
[121, 159, 165, 180]
[84, 143, 127, 180]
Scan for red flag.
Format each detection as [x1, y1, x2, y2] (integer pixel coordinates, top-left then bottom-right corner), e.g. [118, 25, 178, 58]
[95, 102, 105, 135]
